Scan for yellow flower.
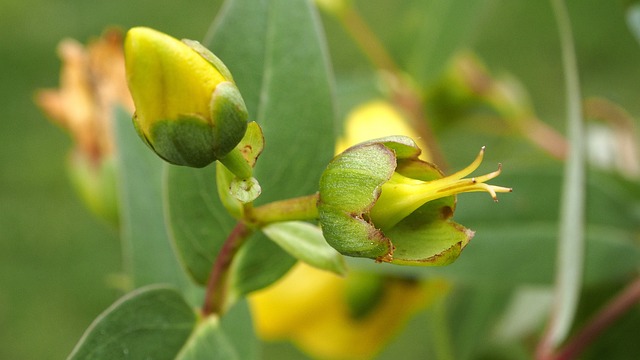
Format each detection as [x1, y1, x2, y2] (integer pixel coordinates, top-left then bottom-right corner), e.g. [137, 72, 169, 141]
[250, 263, 446, 360]
[336, 100, 432, 161]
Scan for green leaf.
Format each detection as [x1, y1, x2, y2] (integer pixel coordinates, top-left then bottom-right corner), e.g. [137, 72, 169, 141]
[219, 300, 260, 360]
[113, 107, 191, 289]
[228, 231, 297, 298]
[67, 286, 196, 360]
[207, 0, 336, 204]
[262, 221, 347, 275]
[164, 164, 233, 285]
[166, 0, 336, 294]
[176, 316, 239, 360]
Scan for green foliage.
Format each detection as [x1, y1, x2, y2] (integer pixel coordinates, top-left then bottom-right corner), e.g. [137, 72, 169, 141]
[67, 286, 196, 360]
[11, 0, 640, 359]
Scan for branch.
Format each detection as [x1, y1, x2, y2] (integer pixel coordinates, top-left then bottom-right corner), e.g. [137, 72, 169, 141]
[201, 221, 252, 317]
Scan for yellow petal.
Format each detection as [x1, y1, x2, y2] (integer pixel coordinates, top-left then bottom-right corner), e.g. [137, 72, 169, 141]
[336, 100, 431, 161]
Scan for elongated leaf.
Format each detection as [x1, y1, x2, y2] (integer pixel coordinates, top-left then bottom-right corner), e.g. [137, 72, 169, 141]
[176, 316, 239, 360]
[166, 0, 336, 295]
[262, 221, 346, 275]
[68, 286, 196, 360]
[544, 0, 586, 348]
[113, 107, 191, 289]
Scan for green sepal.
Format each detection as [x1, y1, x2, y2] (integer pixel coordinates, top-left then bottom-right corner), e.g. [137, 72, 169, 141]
[216, 122, 264, 214]
[148, 114, 219, 168]
[318, 142, 396, 260]
[385, 196, 474, 266]
[209, 81, 249, 159]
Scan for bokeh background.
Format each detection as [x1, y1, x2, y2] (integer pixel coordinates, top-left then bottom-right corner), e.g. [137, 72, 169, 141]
[1, 0, 639, 358]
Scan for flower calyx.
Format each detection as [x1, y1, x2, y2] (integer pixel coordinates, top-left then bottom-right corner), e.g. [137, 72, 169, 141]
[318, 136, 511, 266]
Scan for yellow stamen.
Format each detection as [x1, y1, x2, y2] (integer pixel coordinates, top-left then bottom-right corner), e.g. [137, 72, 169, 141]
[370, 147, 512, 230]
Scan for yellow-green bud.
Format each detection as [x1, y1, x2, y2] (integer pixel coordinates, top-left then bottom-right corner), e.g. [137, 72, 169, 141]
[124, 27, 248, 168]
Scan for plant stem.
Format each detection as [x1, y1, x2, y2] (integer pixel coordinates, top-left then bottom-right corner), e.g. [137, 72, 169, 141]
[249, 193, 320, 226]
[201, 221, 252, 317]
[551, 277, 640, 360]
[219, 146, 253, 180]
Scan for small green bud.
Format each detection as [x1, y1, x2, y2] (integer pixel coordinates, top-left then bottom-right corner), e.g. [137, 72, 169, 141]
[318, 136, 511, 265]
[124, 27, 248, 168]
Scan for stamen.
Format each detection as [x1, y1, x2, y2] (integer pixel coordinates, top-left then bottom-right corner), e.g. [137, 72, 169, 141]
[444, 146, 485, 181]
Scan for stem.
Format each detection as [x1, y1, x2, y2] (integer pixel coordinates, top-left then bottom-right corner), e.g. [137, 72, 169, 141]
[550, 277, 640, 360]
[338, 5, 448, 170]
[219, 146, 253, 180]
[201, 222, 252, 317]
[249, 193, 319, 226]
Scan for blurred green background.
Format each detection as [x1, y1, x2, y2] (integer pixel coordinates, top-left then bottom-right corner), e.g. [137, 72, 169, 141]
[1, 0, 639, 359]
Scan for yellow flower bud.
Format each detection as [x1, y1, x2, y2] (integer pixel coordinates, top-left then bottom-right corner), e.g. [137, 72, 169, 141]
[124, 27, 248, 168]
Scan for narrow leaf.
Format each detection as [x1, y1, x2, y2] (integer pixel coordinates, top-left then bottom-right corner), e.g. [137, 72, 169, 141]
[262, 221, 347, 275]
[67, 286, 196, 360]
[540, 0, 586, 351]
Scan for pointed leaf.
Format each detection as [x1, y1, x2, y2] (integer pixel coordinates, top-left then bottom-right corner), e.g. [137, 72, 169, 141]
[67, 286, 196, 360]
[263, 221, 347, 275]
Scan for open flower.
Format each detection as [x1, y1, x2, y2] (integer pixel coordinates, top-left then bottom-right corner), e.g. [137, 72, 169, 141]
[318, 136, 511, 265]
[250, 263, 445, 360]
[124, 27, 248, 168]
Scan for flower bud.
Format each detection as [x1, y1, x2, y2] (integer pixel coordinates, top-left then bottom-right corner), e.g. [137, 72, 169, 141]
[318, 136, 511, 265]
[124, 27, 248, 168]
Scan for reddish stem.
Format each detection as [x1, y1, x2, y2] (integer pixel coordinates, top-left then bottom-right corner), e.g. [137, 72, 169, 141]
[201, 222, 252, 317]
[548, 277, 640, 360]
